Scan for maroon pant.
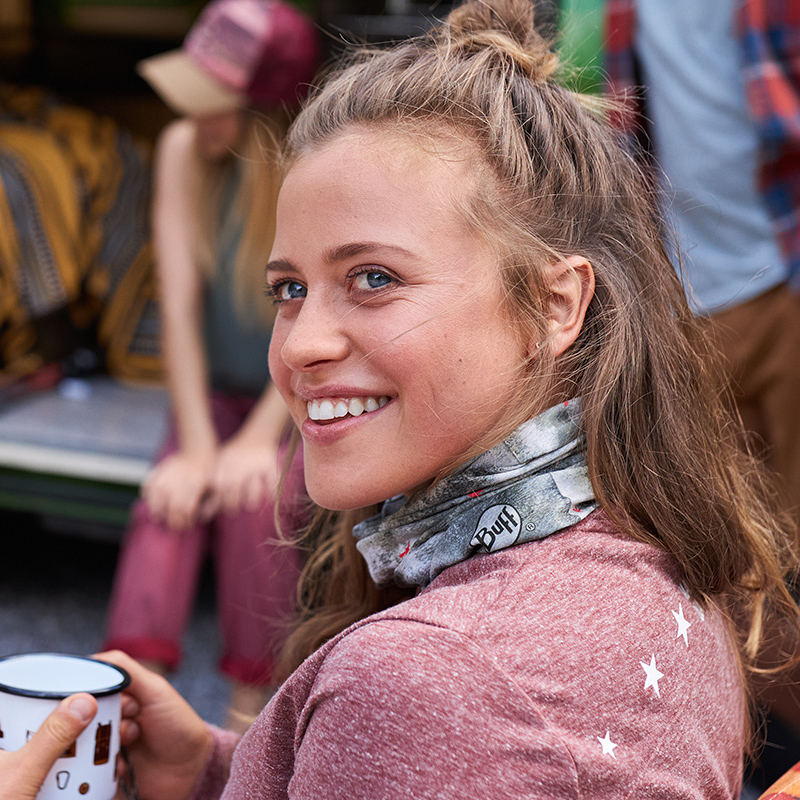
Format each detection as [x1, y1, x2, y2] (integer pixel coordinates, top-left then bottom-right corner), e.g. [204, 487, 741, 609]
[103, 393, 308, 687]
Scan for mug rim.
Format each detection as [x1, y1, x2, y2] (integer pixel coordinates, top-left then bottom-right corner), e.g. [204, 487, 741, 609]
[0, 653, 131, 699]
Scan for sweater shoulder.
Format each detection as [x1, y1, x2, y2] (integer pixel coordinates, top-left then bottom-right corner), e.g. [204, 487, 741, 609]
[380, 512, 695, 642]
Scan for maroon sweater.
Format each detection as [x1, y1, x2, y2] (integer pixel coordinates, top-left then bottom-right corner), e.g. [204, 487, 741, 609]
[192, 512, 745, 799]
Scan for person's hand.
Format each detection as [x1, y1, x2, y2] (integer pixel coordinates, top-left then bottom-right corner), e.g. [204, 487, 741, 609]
[208, 437, 280, 515]
[142, 450, 216, 530]
[0, 693, 97, 800]
[95, 651, 211, 800]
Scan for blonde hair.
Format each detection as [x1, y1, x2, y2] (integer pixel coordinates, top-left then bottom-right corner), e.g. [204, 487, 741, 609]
[276, 0, 800, 734]
[192, 109, 288, 325]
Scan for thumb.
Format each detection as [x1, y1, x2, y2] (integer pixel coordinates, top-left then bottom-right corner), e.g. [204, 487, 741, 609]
[23, 694, 97, 777]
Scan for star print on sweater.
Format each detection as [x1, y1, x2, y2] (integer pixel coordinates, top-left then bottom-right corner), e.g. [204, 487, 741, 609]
[596, 585, 710, 767]
[641, 654, 664, 696]
[673, 604, 692, 646]
[598, 731, 618, 757]
[679, 582, 706, 620]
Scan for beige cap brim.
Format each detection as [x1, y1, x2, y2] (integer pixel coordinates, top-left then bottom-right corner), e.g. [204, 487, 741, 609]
[137, 50, 247, 117]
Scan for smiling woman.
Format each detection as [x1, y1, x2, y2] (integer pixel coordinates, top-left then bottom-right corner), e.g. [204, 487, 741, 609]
[3, 0, 800, 798]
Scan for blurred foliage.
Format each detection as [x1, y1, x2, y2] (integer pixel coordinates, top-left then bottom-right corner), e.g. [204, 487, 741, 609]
[557, 0, 604, 95]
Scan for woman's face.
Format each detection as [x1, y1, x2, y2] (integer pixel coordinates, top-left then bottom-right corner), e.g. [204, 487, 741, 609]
[267, 130, 530, 510]
[194, 110, 243, 160]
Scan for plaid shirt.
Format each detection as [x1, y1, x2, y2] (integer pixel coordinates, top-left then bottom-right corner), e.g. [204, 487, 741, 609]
[603, 0, 800, 286]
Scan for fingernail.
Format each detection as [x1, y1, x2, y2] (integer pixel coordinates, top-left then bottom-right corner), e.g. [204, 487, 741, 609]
[67, 695, 95, 724]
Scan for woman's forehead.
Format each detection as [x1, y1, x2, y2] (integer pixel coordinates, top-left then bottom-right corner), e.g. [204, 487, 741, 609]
[279, 126, 490, 229]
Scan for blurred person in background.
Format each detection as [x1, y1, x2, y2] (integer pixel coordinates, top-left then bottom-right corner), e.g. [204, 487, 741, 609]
[103, 0, 320, 733]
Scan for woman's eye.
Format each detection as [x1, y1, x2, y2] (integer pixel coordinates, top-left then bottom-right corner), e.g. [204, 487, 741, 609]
[268, 280, 307, 302]
[352, 270, 393, 291]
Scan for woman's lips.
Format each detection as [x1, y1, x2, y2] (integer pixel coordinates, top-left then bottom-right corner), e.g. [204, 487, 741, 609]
[300, 396, 393, 442]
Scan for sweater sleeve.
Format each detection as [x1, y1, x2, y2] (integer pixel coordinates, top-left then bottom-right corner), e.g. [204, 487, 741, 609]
[188, 725, 241, 800]
[287, 619, 580, 800]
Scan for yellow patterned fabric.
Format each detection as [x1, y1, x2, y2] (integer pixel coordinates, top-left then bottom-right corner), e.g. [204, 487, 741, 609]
[0, 84, 162, 383]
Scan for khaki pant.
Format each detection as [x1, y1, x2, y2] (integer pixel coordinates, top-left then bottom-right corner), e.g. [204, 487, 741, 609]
[710, 283, 800, 534]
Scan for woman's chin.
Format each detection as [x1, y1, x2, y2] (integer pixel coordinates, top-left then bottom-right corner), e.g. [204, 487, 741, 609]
[304, 471, 408, 512]
[306, 486, 389, 512]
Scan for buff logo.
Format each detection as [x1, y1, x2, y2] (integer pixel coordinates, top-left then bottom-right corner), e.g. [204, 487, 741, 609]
[470, 504, 522, 552]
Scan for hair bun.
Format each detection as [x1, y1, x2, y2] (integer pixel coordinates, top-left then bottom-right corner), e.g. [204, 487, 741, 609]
[442, 0, 558, 81]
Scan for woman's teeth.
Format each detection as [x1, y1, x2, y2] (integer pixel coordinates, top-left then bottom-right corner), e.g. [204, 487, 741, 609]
[307, 396, 390, 421]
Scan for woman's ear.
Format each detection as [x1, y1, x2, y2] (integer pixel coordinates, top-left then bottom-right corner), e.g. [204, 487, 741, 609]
[536, 255, 595, 358]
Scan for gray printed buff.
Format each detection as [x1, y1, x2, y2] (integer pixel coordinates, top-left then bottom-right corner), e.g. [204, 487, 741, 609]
[353, 398, 597, 588]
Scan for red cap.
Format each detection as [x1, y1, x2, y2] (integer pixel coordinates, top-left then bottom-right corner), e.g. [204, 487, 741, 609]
[138, 0, 320, 115]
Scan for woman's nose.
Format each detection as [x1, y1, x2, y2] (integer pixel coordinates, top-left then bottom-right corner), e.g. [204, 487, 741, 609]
[278, 299, 351, 371]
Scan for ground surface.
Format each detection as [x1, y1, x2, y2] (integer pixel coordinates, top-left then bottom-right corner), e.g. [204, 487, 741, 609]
[0, 510, 228, 726]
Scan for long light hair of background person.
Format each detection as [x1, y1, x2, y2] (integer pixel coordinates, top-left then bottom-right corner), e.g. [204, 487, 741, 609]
[191, 109, 288, 326]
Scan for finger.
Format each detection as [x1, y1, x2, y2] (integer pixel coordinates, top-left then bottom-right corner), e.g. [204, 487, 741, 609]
[141, 465, 160, 496]
[244, 475, 267, 511]
[92, 651, 143, 677]
[178, 485, 207, 530]
[119, 718, 141, 747]
[114, 752, 129, 796]
[211, 470, 232, 503]
[21, 694, 97, 778]
[228, 481, 246, 513]
[167, 509, 184, 531]
[211, 460, 227, 486]
[145, 484, 167, 523]
[167, 496, 193, 531]
[211, 480, 233, 515]
[121, 694, 141, 719]
[93, 651, 171, 705]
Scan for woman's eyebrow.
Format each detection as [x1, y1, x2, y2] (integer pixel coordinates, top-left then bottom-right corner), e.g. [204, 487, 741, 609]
[266, 242, 415, 274]
[265, 258, 296, 274]
[325, 242, 414, 263]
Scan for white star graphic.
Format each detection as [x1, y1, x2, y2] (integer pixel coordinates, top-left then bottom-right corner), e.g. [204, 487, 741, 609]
[641, 654, 664, 697]
[673, 604, 692, 647]
[679, 584, 705, 620]
[597, 730, 618, 758]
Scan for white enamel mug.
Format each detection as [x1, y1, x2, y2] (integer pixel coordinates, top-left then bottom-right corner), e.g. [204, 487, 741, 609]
[0, 653, 130, 800]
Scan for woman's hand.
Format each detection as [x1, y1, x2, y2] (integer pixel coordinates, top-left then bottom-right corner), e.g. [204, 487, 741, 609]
[142, 450, 217, 530]
[209, 437, 280, 515]
[0, 694, 97, 800]
[95, 651, 211, 800]
[205, 381, 290, 516]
